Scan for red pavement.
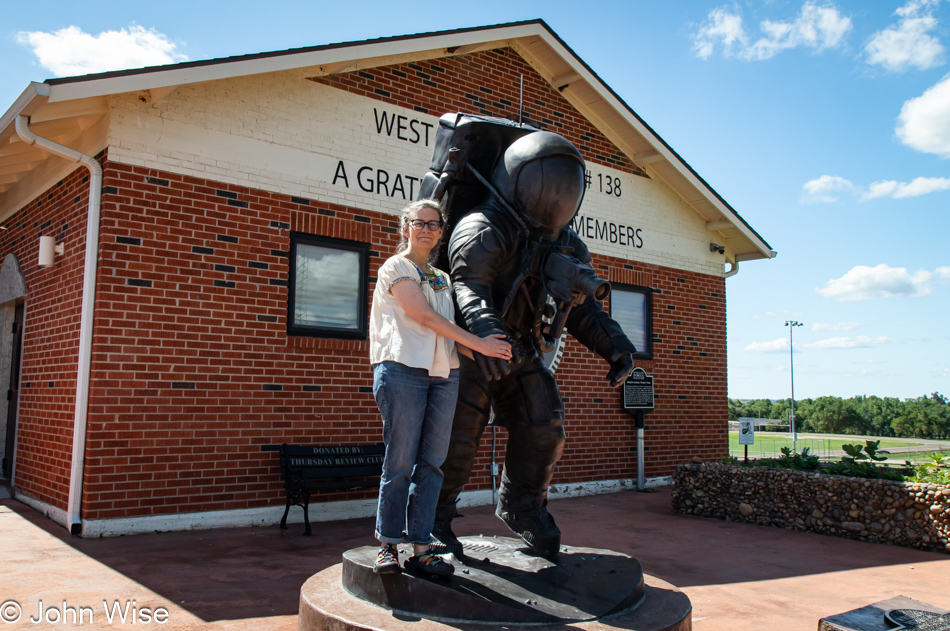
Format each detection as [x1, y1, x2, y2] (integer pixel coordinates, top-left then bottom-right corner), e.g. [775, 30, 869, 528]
[1, 485, 948, 630]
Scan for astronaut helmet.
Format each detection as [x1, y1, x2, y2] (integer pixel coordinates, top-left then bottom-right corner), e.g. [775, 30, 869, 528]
[491, 131, 586, 240]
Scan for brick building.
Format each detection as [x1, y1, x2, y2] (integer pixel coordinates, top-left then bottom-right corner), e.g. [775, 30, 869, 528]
[0, 21, 774, 537]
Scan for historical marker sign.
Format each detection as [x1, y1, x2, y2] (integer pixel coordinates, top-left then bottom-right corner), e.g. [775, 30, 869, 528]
[738, 418, 755, 445]
[623, 368, 654, 411]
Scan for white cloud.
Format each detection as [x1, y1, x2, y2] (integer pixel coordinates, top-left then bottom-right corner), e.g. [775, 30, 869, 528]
[802, 175, 854, 202]
[744, 338, 790, 353]
[812, 321, 862, 331]
[752, 311, 777, 320]
[802, 335, 897, 349]
[693, 2, 852, 61]
[802, 173, 950, 202]
[863, 176, 950, 199]
[693, 6, 748, 59]
[16, 25, 186, 77]
[816, 263, 939, 301]
[897, 74, 950, 158]
[937, 266, 950, 279]
[865, 0, 944, 71]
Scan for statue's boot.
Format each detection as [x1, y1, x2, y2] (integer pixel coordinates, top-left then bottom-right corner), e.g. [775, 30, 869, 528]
[495, 421, 565, 559]
[494, 500, 561, 559]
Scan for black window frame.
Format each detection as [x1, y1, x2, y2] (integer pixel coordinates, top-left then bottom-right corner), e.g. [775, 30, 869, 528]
[287, 232, 370, 339]
[609, 283, 654, 360]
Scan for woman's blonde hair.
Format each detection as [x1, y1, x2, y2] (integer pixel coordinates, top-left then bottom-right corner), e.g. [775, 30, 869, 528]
[396, 199, 446, 262]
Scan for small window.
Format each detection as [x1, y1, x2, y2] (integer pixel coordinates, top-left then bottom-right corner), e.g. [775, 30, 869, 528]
[288, 233, 369, 338]
[609, 284, 653, 359]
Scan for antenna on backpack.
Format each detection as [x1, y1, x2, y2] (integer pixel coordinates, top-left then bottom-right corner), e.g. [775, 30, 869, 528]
[519, 75, 524, 127]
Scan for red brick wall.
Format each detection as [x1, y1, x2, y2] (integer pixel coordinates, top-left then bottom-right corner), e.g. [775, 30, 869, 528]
[1, 159, 98, 508]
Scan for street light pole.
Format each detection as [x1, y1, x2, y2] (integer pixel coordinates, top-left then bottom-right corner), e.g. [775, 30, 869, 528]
[785, 321, 803, 453]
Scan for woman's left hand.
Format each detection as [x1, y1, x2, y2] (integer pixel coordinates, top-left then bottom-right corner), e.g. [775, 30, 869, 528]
[477, 333, 512, 360]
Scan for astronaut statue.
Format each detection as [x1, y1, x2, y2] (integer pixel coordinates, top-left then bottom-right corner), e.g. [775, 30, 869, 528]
[417, 113, 637, 559]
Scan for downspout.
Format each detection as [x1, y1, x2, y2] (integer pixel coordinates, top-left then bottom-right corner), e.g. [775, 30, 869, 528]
[15, 114, 102, 536]
[724, 260, 739, 278]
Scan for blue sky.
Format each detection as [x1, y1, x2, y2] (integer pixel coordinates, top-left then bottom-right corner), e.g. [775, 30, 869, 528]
[2, 1, 948, 400]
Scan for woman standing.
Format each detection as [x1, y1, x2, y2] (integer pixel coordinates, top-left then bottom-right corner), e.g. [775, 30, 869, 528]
[370, 199, 511, 576]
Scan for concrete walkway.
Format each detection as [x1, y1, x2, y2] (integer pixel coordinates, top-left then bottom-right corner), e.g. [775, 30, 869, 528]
[1, 485, 948, 630]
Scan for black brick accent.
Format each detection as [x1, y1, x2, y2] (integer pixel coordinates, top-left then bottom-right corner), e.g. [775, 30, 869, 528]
[73, 196, 81, 204]
[291, 196, 310, 205]
[248, 261, 268, 269]
[214, 280, 236, 288]
[172, 382, 196, 389]
[48, 382, 54, 388]
[479, 86, 493, 94]
[374, 88, 391, 97]
[429, 64, 445, 73]
[391, 69, 407, 78]
[678, 395, 687, 399]
[699, 305, 708, 310]
[257, 315, 278, 322]
[318, 208, 335, 217]
[303, 385, 322, 392]
[357, 70, 375, 80]
[127, 278, 152, 287]
[668, 305, 676, 310]
[270, 221, 290, 230]
[147, 176, 170, 186]
[354, 215, 370, 223]
[214, 264, 236, 273]
[673, 321, 681, 326]
[699, 352, 708, 357]
[358, 386, 373, 393]
[414, 106, 429, 114]
[263, 384, 283, 391]
[269, 279, 288, 286]
[192, 246, 214, 255]
[217, 234, 239, 243]
[215, 189, 237, 199]
[103, 186, 118, 194]
[227, 199, 249, 208]
[270, 249, 288, 257]
[116, 236, 141, 246]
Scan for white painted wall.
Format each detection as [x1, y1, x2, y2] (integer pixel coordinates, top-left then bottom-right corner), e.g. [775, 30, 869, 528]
[109, 68, 723, 275]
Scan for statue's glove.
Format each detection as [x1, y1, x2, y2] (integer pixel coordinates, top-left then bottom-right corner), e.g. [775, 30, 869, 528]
[606, 352, 635, 388]
[467, 313, 511, 382]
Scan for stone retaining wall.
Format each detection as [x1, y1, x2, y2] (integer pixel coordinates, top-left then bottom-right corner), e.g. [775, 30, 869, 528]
[672, 462, 950, 553]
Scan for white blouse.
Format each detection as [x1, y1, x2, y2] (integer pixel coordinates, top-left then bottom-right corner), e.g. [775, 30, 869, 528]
[369, 255, 460, 378]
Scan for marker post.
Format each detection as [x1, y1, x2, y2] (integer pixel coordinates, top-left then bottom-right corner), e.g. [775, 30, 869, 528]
[623, 368, 654, 491]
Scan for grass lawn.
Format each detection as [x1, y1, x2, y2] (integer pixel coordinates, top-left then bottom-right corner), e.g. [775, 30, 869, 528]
[728, 432, 923, 459]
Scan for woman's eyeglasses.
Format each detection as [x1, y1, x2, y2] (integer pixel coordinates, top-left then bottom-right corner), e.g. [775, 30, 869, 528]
[408, 219, 444, 231]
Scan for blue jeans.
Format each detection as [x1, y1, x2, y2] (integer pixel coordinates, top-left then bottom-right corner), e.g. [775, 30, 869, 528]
[373, 361, 460, 545]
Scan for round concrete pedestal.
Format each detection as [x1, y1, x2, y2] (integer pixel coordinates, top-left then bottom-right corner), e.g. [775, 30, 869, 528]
[298, 536, 691, 631]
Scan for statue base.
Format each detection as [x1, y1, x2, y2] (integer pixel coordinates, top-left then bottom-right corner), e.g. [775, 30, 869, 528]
[298, 536, 691, 630]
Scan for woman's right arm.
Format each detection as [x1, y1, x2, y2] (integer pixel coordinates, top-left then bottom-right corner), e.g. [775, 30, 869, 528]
[390, 280, 511, 360]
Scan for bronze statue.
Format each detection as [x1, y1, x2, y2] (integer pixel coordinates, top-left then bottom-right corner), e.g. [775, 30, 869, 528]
[418, 114, 636, 558]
